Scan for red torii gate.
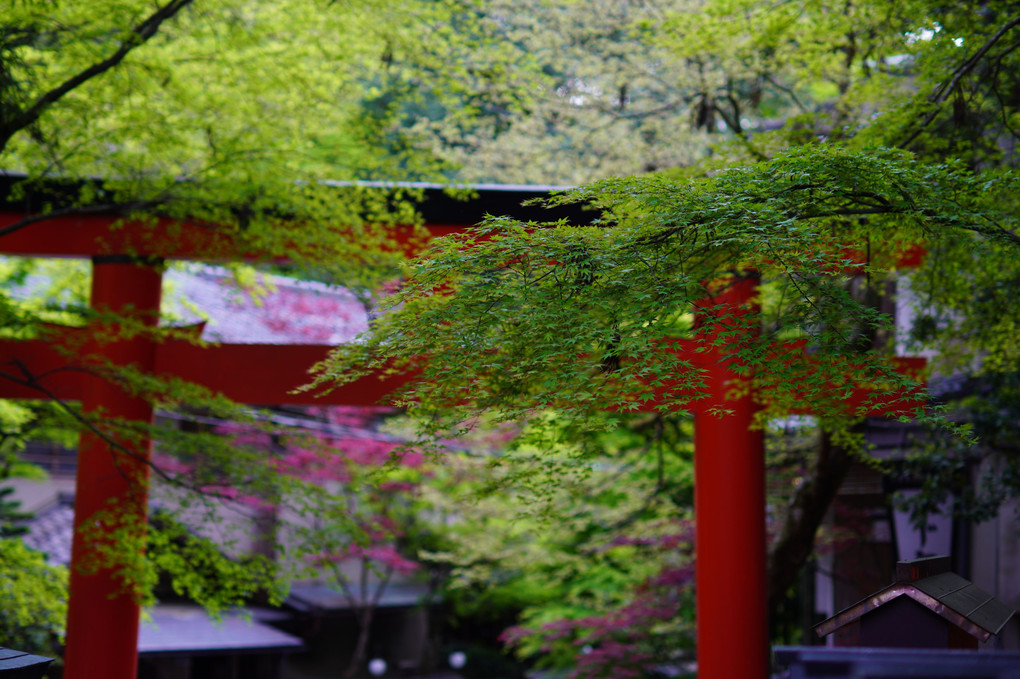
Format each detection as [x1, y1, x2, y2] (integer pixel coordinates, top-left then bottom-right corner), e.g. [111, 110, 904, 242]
[0, 189, 923, 679]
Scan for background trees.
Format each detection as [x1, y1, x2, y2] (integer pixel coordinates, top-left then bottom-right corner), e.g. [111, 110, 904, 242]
[427, 412, 696, 678]
[0, 0, 463, 278]
[0, 538, 66, 656]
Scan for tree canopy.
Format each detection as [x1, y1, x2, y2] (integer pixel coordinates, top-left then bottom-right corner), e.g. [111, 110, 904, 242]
[0, 0, 504, 278]
[317, 144, 1008, 436]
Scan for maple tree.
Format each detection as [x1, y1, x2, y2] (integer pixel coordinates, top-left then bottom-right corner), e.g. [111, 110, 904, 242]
[0, 395, 67, 659]
[208, 405, 433, 678]
[0, 538, 67, 657]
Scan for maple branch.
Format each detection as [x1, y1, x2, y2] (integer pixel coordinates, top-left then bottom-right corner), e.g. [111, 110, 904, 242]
[0, 0, 195, 150]
[0, 200, 163, 238]
[899, 13, 1020, 149]
[0, 360, 276, 505]
[0, 360, 180, 487]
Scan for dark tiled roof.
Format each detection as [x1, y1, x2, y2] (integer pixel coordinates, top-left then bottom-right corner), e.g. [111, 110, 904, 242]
[21, 500, 74, 566]
[286, 582, 433, 613]
[0, 647, 54, 674]
[0, 173, 592, 229]
[912, 572, 1016, 636]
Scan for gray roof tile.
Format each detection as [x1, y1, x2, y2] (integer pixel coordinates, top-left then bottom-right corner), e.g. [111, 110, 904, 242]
[21, 501, 74, 565]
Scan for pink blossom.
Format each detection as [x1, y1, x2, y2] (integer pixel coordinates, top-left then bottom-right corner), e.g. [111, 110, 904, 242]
[308, 544, 419, 576]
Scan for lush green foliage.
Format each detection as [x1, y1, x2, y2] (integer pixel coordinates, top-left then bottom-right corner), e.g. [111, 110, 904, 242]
[318, 145, 1007, 436]
[5, 0, 1020, 675]
[401, 0, 716, 184]
[426, 413, 695, 676]
[0, 538, 67, 656]
[0, 0, 496, 635]
[318, 1, 1020, 673]
[0, 0, 527, 278]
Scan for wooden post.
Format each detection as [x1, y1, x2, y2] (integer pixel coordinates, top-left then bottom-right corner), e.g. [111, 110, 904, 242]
[692, 274, 768, 679]
[63, 256, 163, 679]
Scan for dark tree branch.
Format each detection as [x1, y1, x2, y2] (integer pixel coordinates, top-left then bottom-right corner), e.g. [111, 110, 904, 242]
[899, 14, 1020, 149]
[0, 359, 260, 505]
[0, 200, 163, 238]
[711, 88, 770, 162]
[0, 359, 179, 486]
[767, 431, 854, 613]
[595, 100, 684, 121]
[0, 0, 195, 150]
[764, 73, 809, 114]
[988, 41, 1020, 141]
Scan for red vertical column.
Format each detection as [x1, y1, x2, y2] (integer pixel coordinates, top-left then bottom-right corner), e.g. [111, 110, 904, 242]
[64, 256, 163, 679]
[692, 274, 767, 679]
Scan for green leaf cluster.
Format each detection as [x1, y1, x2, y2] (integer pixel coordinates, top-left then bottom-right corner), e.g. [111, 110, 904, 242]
[422, 412, 694, 671]
[319, 146, 1000, 443]
[0, 538, 67, 657]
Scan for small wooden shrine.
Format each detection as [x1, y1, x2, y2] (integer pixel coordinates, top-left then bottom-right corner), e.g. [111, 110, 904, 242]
[815, 555, 1015, 649]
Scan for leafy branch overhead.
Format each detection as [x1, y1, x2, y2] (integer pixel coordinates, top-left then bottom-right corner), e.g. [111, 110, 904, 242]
[0, 0, 195, 152]
[0, 0, 492, 283]
[317, 146, 1014, 437]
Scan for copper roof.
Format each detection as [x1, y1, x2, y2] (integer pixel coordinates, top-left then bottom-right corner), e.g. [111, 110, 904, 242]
[815, 557, 1016, 642]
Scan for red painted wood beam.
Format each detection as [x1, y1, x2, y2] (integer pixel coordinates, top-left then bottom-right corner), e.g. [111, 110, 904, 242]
[0, 336, 414, 406]
[152, 343, 423, 405]
[0, 332, 925, 413]
[0, 212, 241, 259]
[691, 274, 768, 679]
[0, 334, 84, 402]
[63, 258, 162, 679]
[0, 206, 926, 268]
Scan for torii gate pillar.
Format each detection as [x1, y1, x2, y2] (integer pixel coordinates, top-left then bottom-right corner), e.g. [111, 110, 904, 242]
[64, 256, 163, 679]
[693, 274, 768, 679]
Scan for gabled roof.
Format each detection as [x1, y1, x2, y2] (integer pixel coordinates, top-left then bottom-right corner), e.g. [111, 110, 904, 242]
[815, 556, 1016, 642]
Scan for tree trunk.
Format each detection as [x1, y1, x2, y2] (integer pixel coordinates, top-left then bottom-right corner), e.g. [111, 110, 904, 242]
[766, 272, 889, 615]
[342, 563, 394, 679]
[344, 605, 376, 679]
[766, 431, 854, 614]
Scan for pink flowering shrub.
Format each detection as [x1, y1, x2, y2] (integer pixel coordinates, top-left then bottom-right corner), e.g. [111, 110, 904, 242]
[207, 406, 427, 576]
